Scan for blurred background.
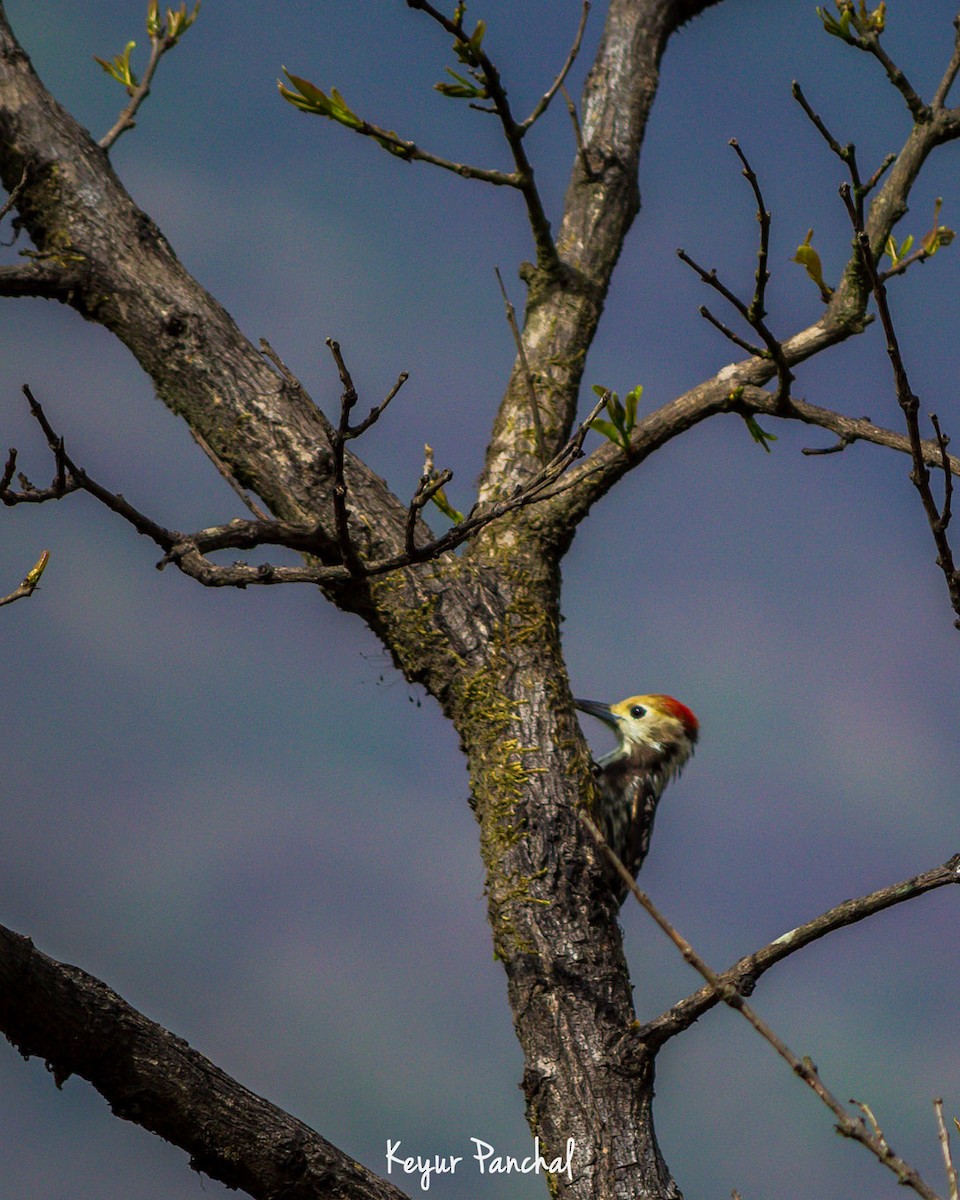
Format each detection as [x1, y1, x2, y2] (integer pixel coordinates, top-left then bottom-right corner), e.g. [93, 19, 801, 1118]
[1, 3, 958, 1198]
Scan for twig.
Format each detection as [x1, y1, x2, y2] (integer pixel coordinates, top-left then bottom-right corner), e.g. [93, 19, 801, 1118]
[19, 387, 176, 546]
[99, 37, 166, 150]
[518, 1, 590, 133]
[406, 0, 560, 275]
[857, 31, 929, 123]
[801, 429, 859, 456]
[791, 82, 872, 217]
[0, 161, 28, 224]
[3, 382, 606, 593]
[676, 140, 793, 404]
[495, 267, 547, 462]
[728, 139, 770, 324]
[581, 813, 950, 1200]
[638, 853, 960, 1048]
[0, 549, 49, 607]
[932, 17, 960, 109]
[98, 5, 200, 150]
[791, 80, 847, 160]
[329, 119, 522, 187]
[697, 306, 764, 358]
[840, 181, 960, 625]
[325, 339, 363, 574]
[188, 426, 269, 520]
[935, 1099, 959, 1200]
[559, 82, 595, 179]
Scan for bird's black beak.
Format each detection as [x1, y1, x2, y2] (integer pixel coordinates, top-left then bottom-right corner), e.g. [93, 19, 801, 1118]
[574, 698, 620, 728]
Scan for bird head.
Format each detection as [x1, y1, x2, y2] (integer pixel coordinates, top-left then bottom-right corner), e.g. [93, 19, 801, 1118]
[575, 694, 699, 766]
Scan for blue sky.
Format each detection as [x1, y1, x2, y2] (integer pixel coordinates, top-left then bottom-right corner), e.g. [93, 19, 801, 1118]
[1, 4, 959, 1199]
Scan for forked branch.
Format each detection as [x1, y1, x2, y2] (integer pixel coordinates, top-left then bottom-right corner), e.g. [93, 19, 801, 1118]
[2, 369, 606, 591]
[582, 814, 958, 1200]
[677, 139, 792, 405]
[837, 182, 960, 625]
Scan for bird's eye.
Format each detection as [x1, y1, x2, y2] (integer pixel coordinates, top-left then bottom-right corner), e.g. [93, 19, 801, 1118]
[630, 704, 646, 719]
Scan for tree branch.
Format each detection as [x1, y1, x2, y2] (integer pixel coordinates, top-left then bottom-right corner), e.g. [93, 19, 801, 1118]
[0, 260, 84, 300]
[2, 384, 606, 591]
[0, 922, 409, 1200]
[838, 180, 960, 625]
[583, 816, 956, 1200]
[96, 3, 201, 150]
[517, 1, 591, 134]
[475, 0, 724, 506]
[638, 854, 960, 1049]
[405, 0, 560, 274]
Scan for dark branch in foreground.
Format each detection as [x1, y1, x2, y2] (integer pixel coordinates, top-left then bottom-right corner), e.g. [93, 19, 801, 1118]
[0, 922, 408, 1200]
[582, 815, 958, 1200]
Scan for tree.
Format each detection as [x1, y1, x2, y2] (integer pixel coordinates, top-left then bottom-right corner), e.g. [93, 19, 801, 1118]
[1, 2, 958, 1198]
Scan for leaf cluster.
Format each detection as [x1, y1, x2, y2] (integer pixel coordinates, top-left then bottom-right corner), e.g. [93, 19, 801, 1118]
[587, 384, 642, 453]
[816, 0, 886, 43]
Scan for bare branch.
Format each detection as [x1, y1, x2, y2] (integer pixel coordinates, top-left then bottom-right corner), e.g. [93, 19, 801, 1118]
[728, 139, 771, 324]
[495, 267, 546, 461]
[933, 17, 960, 109]
[678, 140, 793, 402]
[325, 338, 365, 576]
[857, 30, 929, 122]
[582, 814, 953, 1200]
[0, 921, 408, 1200]
[638, 854, 960, 1049]
[3, 380, 605, 593]
[839, 181, 960, 625]
[517, 1, 590, 133]
[935, 1099, 959, 1200]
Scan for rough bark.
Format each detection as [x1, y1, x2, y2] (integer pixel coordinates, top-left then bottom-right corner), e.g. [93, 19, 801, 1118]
[1, 3, 959, 1200]
[0, 924, 409, 1200]
[0, 5, 722, 1194]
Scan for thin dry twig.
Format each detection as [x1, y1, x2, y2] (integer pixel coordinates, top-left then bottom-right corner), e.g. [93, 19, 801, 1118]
[581, 813, 950, 1200]
[188, 426, 269, 521]
[839, 181, 960, 625]
[0, 161, 28, 225]
[495, 267, 546, 462]
[1, 375, 606, 593]
[678, 139, 792, 403]
[935, 1099, 959, 1200]
[559, 82, 595, 180]
[518, 0, 590, 133]
[638, 854, 960, 1048]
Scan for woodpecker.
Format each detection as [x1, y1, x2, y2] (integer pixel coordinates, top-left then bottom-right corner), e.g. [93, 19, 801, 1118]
[575, 694, 699, 900]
